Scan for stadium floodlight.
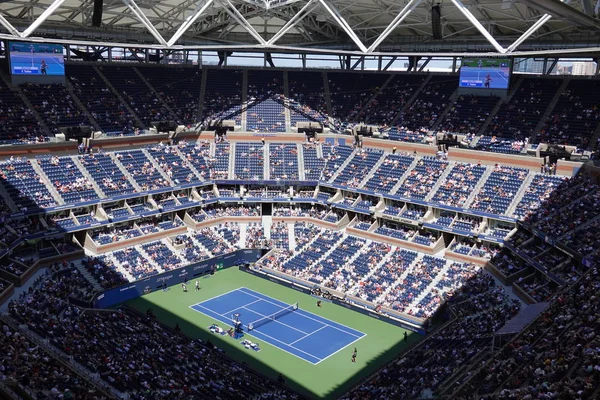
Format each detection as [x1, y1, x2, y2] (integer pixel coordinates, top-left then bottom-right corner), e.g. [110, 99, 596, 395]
[21, 0, 67, 38]
[366, 0, 423, 53]
[167, 0, 215, 47]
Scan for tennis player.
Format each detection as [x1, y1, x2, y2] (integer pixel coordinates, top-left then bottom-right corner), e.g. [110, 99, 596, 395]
[351, 347, 357, 363]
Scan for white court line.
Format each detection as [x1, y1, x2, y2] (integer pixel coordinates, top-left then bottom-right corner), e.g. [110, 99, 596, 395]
[241, 304, 309, 335]
[188, 300, 320, 364]
[314, 334, 365, 365]
[188, 287, 247, 310]
[494, 69, 509, 83]
[238, 287, 365, 338]
[220, 299, 262, 317]
[288, 325, 327, 346]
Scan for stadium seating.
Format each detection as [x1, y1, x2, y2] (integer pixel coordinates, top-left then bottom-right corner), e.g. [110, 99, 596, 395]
[67, 63, 135, 134]
[0, 79, 45, 143]
[234, 142, 264, 180]
[333, 148, 383, 188]
[269, 142, 299, 179]
[363, 152, 414, 193]
[440, 94, 500, 134]
[321, 144, 354, 182]
[139, 65, 202, 125]
[21, 83, 90, 133]
[78, 152, 136, 196]
[37, 155, 99, 204]
[396, 156, 449, 200]
[203, 69, 243, 120]
[470, 165, 528, 215]
[146, 143, 202, 185]
[399, 75, 456, 130]
[115, 149, 171, 190]
[430, 162, 487, 207]
[328, 72, 389, 120]
[363, 74, 427, 125]
[0, 158, 57, 209]
[486, 77, 562, 140]
[246, 99, 286, 132]
[288, 70, 327, 116]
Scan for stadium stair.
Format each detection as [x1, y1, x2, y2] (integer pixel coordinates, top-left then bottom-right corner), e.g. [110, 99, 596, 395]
[347, 244, 399, 293]
[389, 74, 433, 127]
[73, 259, 104, 292]
[173, 146, 205, 181]
[263, 144, 270, 179]
[407, 259, 451, 309]
[327, 148, 359, 183]
[465, 167, 494, 207]
[531, 77, 571, 144]
[478, 75, 524, 135]
[30, 159, 65, 204]
[503, 172, 535, 217]
[228, 144, 236, 179]
[72, 156, 107, 198]
[296, 144, 306, 180]
[64, 79, 101, 131]
[375, 252, 425, 304]
[135, 243, 165, 274]
[424, 163, 455, 202]
[238, 223, 248, 248]
[587, 119, 600, 151]
[197, 69, 208, 120]
[262, 215, 272, 241]
[93, 66, 145, 129]
[322, 71, 333, 116]
[356, 151, 387, 188]
[0, 183, 18, 213]
[5, 80, 52, 137]
[188, 234, 215, 258]
[0, 315, 124, 400]
[505, 173, 537, 217]
[287, 223, 296, 250]
[241, 70, 249, 131]
[432, 87, 461, 131]
[109, 152, 143, 191]
[354, 74, 395, 121]
[141, 148, 176, 186]
[133, 67, 179, 120]
[389, 157, 421, 195]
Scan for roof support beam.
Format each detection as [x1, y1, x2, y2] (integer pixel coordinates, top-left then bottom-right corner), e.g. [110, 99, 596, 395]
[267, 0, 318, 45]
[382, 56, 397, 71]
[0, 14, 22, 38]
[449, 0, 506, 53]
[220, 0, 267, 45]
[318, 0, 367, 53]
[122, 0, 168, 46]
[167, 0, 215, 46]
[506, 14, 552, 53]
[21, 0, 66, 38]
[366, 0, 423, 53]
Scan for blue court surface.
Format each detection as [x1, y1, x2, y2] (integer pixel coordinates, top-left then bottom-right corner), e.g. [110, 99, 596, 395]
[460, 67, 509, 89]
[190, 287, 366, 364]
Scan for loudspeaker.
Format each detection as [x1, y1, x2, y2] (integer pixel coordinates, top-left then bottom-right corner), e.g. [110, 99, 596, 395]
[92, 0, 103, 27]
[432, 5, 442, 40]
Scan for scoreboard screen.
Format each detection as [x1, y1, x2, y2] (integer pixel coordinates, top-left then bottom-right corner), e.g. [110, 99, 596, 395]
[9, 42, 65, 76]
[459, 58, 511, 90]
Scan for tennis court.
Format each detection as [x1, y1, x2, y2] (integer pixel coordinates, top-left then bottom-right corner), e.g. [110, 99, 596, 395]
[460, 67, 509, 89]
[190, 287, 366, 364]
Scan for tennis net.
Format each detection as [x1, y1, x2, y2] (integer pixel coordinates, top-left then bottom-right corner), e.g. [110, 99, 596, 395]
[247, 303, 298, 331]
